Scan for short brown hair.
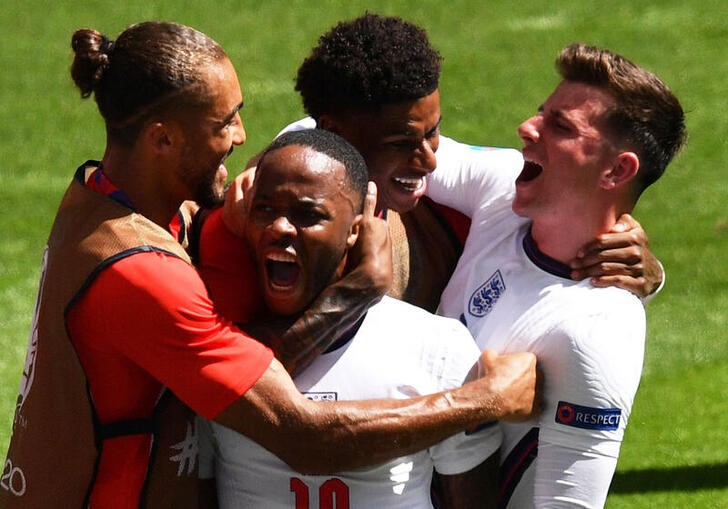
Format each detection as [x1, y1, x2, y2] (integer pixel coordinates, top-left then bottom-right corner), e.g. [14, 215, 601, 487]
[556, 43, 686, 194]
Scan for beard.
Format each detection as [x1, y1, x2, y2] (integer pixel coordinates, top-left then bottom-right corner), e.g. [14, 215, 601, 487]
[193, 172, 225, 208]
[178, 159, 226, 209]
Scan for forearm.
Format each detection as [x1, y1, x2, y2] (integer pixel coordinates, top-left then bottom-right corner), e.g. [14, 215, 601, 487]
[215, 357, 532, 475]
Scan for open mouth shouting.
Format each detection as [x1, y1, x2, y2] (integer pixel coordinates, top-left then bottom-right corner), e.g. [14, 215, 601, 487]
[265, 250, 300, 293]
[516, 160, 543, 184]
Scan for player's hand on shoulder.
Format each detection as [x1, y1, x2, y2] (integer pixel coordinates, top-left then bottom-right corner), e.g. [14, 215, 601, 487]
[570, 213, 663, 298]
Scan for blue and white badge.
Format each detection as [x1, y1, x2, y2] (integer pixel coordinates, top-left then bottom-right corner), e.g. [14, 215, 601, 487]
[555, 401, 621, 431]
[468, 270, 506, 317]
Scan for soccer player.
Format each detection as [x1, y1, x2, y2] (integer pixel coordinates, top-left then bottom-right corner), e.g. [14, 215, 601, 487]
[221, 13, 664, 315]
[199, 128, 498, 508]
[0, 21, 539, 508]
[433, 43, 686, 507]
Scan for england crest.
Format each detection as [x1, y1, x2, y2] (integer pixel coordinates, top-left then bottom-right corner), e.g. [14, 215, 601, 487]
[468, 270, 506, 317]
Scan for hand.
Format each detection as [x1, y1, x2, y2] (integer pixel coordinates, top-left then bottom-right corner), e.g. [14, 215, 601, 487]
[222, 167, 256, 237]
[477, 349, 540, 422]
[570, 213, 663, 298]
[346, 182, 392, 295]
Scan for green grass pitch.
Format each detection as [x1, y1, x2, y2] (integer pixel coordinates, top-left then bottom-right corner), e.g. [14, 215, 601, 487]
[1, 1, 726, 506]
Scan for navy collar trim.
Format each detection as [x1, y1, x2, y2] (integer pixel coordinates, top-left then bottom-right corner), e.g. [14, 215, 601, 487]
[522, 228, 573, 280]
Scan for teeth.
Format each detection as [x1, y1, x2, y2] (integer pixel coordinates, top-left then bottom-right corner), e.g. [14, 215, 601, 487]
[266, 251, 296, 263]
[393, 176, 424, 191]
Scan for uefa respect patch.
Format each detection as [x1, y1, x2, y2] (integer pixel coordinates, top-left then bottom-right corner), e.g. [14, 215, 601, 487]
[555, 401, 621, 431]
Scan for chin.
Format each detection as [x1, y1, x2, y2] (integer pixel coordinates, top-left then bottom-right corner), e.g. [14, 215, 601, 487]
[265, 300, 300, 317]
[387, 195, 421, 214]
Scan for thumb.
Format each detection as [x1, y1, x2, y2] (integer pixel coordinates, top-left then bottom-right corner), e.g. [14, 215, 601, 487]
[362, 181, 378, 219]
[479, 349, 498, 377]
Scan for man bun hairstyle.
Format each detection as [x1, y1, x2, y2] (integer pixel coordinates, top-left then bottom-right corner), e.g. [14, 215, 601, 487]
[71, 21, 227, 145]
[556, 43, 686, 194]
[295, 13, 443, 119]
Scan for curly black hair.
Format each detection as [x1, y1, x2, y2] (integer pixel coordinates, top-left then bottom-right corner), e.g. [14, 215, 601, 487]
[295, 13, 443, 120]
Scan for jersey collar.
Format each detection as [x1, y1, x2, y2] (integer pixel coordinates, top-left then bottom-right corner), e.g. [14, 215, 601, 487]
[522, 227, 573, 279]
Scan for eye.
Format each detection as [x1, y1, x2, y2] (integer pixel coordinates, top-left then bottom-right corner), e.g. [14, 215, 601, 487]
[251, 202, 274, 219]
[386, 139, 419, 151]
[292, 206, 328, 228]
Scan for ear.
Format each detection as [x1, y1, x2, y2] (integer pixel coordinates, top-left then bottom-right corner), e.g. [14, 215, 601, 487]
[346, 214, 363, 250]
[601, 151, 639, 190]
[142, 120, 181, 155]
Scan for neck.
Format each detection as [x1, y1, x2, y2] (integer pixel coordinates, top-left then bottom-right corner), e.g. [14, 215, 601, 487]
[529, 205, 622, 264]
[101, 144, 181, 229]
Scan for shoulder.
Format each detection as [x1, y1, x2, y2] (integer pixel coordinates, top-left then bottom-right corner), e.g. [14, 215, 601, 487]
[436, 136, 523, 173]
[94, 250, 206, 309]
[276, 117, 316, 137]
[530, 285, 646, 385]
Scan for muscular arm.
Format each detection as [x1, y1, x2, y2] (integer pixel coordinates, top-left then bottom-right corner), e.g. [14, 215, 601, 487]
[215, 349, 538, 475]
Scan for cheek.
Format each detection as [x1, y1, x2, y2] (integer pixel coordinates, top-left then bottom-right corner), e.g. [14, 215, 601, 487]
[244, 224, 263, 252]
[368, 158, 401, 186]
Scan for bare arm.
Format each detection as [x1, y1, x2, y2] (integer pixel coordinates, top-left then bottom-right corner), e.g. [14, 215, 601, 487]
[432, 453, 499, 509]
[214, 349, 538, 474]
[570, 213, 663, 298]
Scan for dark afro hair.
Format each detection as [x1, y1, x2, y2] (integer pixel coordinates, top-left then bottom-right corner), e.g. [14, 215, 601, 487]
[295, 13, 442, 119]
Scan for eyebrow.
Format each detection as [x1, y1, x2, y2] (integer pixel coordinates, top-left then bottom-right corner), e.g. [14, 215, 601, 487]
[389, 116, 443, 138]
[222, 101, 244, 124]
[540, 105, 572, 125]
[425, 117, 443, 138]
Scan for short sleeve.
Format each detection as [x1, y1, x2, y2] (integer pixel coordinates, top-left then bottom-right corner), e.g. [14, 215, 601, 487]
[69, 251, 274, 420]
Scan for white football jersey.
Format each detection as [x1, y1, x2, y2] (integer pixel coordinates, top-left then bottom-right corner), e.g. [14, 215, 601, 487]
[432, 167, 646, 508]
[199, 296, 498, 508]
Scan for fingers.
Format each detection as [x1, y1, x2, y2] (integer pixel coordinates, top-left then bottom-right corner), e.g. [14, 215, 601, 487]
[222, 171, 250, 237]
[241, 166, 257, 192]
[571, 258, 644, 281]
[477, 350, 539, 422]
[612, 213, 640, 233]
[477, 349, 498, 378]
[362, 181, 378, 219]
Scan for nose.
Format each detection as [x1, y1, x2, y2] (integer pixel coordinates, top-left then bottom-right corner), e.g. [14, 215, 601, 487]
[412, 136, 438, 173]
[518, 115, 540, 145]
[269, 215, 296, 238]
[232, 113, 246, 146]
